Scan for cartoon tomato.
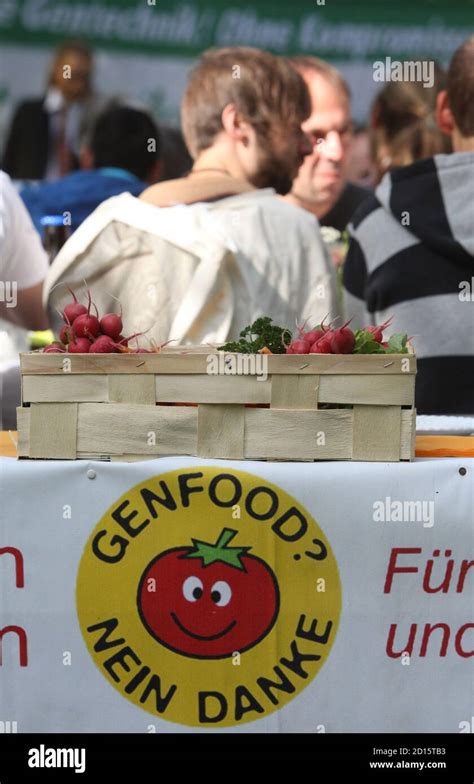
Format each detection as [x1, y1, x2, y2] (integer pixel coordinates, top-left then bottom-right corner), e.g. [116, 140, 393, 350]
[137, 528, 279, 659]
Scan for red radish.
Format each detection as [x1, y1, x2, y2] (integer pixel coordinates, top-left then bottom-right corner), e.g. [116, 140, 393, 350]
[300, 314, 330, 346]
[72, 313, 100, 338]
[100, 312, 123, 340]
[301, 329, 326, 346]
[366, 317, 393, 344]
[89, 335, 118, 353]
[134, 348, 151, 353]
[63, 301, 87, 324]
[59, 324, 73, 345]
[330, 319, 355, 354]
[286, 339, 311, 355]
[309, 334, 333, 353]
[68, 337, 92, 353]
[43, 344, 65, 353]
[116, 334, 128, 347]
[63, 287, 87, 324]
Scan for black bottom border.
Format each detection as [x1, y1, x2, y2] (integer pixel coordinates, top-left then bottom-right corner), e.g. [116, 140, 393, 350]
[0, 733, 472, 779]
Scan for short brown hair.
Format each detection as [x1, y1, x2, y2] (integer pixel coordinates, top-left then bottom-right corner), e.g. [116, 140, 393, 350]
[181, 47, 311, 158]
[447, 36, 474, 137]
[287, 56, 351, 102]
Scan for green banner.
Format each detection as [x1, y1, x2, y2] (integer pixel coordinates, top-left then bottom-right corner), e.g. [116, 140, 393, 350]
[0, 0, 471, 59]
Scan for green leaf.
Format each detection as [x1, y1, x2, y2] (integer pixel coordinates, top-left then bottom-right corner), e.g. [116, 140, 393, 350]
[182, 528, 252, 571]
[353, 329, 384, 354]
[219, 317, 291, 354]
[385, 333, 408, 354]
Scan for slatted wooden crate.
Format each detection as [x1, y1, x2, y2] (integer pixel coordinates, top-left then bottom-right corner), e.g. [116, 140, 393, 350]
[17, 347, 416, 462]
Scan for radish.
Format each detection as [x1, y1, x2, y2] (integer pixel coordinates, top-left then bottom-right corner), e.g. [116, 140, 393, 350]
[309, 334, 333, 353]
[70, 286, 101, 338]
[366, 317, 393, 344]
[100, 312, 123, 340]
[59, 324, 73, 345]
[63, 301, 87, 324]
[296, 314, 330, 346]
[43, 343, 65, 353]
[304, 328, 325, 345]
[330, 319, 355, 354]
[89, 335, 118, 353]
[286, 339, 311, 354]
[68, 337, 92, 353]
[72, 313, 101, 338]
[63, 287, 87, 324]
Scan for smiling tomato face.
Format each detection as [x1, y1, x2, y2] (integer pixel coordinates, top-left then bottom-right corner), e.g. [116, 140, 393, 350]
[137, 528, 279, 658]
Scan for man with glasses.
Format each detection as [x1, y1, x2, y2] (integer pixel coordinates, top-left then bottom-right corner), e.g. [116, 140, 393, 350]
[284, 56, 370, 232]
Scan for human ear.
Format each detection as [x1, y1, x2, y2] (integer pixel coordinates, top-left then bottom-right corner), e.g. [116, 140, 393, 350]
[436, 90, 455, 136]
[221, 104, 251, 146]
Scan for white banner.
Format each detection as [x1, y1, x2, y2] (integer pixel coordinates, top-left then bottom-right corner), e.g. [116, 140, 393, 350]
[0, 456, 472, 733]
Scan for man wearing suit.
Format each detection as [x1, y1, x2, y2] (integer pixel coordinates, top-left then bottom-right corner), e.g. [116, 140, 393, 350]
[2, 40, 103, 181]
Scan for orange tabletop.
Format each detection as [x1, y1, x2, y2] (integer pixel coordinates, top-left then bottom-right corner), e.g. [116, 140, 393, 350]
[0, 430, 18, 457]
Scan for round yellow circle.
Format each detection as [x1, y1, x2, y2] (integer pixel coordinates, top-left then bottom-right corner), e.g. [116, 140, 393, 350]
[76, 467, 342, 727]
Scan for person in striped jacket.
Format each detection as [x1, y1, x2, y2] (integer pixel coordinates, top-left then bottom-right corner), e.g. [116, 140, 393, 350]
[344, 36, 474, 415]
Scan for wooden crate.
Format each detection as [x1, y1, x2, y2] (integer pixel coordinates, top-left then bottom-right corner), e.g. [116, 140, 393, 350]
[17, 347, 416, 462]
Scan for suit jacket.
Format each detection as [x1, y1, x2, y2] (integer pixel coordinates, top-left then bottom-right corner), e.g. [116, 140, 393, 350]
[2, 99, 51, 180]
[2, 94, 103, 181]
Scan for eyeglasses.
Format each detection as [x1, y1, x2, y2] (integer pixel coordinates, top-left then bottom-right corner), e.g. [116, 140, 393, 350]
[305, 123, 354, 148]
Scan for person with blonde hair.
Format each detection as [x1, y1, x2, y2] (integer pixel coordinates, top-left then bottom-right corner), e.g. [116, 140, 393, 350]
[370, 63, 452, 184]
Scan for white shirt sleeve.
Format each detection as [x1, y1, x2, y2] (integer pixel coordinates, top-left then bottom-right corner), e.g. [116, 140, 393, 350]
[0, 170, 49, 290]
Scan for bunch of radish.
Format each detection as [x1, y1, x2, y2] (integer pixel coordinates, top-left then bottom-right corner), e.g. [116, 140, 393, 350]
[42, 288, 152, 354]
[285, 317, 409, 355]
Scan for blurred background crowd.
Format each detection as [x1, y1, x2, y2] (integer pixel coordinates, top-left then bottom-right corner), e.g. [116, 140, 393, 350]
[0, 0, 472, 425]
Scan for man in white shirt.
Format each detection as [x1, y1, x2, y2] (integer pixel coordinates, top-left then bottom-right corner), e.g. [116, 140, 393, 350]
[44, 47, 338, 343]
[0, 171, 49, 329]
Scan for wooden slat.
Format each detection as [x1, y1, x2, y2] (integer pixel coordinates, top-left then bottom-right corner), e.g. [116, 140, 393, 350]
[156, 374, 270, 404]
[22, 375, 108, 403]
[319, 374, 415, 405]
[244, 409, 352, 459]
[20, 351, 417, 375]
[108, 375, 156, 404]
[401, 408, 416, 461]
[197, 405, 245, 459]
[16, 408, 30, 457]
[352, 405, 401, 462]
[17, 403, 416, 462]
[29, 403, 78, 459]
[76, 403, 197, 455]
[19, 353, 212, 375]
[271, 375, 319, 409]
[267, 353, 416, 375]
